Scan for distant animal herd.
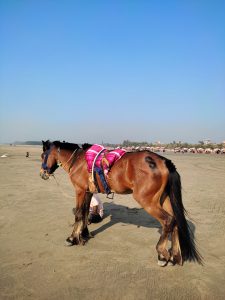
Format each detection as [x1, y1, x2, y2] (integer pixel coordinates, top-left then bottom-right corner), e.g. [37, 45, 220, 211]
[123, 146, 225, 154]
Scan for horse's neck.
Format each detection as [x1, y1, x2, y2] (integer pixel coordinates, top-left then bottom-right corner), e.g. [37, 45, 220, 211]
[58, 149, 74, 171]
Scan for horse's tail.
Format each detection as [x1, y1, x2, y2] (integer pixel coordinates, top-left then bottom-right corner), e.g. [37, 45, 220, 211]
[165, 159, 203, 265]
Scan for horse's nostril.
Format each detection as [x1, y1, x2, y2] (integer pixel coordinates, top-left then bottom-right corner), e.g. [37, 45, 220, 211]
[40, 170, 49, 180]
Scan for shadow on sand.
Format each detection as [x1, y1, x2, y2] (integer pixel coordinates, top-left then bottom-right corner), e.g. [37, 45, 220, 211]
[90, 202, 196, 238]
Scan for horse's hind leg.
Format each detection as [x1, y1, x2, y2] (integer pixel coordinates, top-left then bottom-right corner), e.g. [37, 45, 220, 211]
[156, 210, 175, 266]
[143, 203, 175, 266]
[66, 190, 92, 246]
[162, 196, 183, 266]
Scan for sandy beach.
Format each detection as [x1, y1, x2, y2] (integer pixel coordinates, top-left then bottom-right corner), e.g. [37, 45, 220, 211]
[0, 145, 225, 300]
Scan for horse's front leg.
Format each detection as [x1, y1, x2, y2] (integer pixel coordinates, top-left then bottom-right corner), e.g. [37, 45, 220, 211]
[66, 190, 92, 246]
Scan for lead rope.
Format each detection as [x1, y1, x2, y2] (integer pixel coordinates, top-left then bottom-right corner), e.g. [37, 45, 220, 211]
[52, 147, 79, 199]
[57, 148, 78, 172]
[52, 174, 75, 199]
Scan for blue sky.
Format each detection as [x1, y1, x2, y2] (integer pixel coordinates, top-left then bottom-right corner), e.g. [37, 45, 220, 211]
[0, 0, 224, 144]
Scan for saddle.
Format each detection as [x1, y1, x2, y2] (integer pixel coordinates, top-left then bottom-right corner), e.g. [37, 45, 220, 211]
[85, 144, 126, 194]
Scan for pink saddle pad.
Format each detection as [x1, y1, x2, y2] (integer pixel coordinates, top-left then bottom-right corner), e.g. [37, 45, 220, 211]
[85, 144, 126, 173]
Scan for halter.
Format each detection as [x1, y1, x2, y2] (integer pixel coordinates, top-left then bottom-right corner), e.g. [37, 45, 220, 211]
[42, 147, 58, 174]
[42, 148, 51, 171]
[42, 145, 79, 175]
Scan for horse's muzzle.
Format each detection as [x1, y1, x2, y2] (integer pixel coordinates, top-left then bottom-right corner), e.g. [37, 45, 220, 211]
[40, 169, 50, 180]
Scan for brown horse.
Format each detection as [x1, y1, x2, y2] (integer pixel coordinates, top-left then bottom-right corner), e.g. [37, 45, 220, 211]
[40, 140, 202, 267]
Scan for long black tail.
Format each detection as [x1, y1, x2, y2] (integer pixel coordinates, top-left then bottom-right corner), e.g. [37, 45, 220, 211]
[165, 159, 203, 265]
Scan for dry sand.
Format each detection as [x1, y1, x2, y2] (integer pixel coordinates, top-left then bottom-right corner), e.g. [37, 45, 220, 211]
[0, 145, 225, 300]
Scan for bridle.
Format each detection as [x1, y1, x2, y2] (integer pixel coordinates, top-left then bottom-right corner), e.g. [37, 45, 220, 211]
[42, 146, 79, 175]
[41, 146, 59, 175]
[57, 147, 79, 173]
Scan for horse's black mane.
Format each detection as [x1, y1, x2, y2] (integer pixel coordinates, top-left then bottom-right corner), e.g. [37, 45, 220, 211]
[52, 141, 80, 151]
[43, 140, 92, 151]
[53, 141, 93, 151]
[82, 143, 92, 150]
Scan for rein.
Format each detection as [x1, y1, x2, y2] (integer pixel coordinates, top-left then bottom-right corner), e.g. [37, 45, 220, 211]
[57, 147, 79, 173]
[50, 147, 79, 199]
[42, 146, 79, 176]
[52, 174, 75, 199]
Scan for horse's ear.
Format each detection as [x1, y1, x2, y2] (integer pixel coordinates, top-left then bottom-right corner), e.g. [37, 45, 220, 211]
[42, 140, 51, 151]
[46, 140, 51, 149]
[42, 140, 46, 152]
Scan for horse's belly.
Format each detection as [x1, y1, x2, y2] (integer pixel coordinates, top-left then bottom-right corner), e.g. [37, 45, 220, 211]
[107, 171, 133, 194]
[110, 186, 133, 194]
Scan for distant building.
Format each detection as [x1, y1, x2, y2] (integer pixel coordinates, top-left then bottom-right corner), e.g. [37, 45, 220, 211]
[203, 139, 211, 145]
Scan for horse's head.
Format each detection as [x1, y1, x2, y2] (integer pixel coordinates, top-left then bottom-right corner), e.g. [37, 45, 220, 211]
[40, 140, 59, 180]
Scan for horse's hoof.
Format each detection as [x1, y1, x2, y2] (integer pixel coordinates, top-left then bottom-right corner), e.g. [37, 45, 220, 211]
[173, 254, 183, 266]
[65, 237, 75, 246]
[167, 255, 175, 266]
[157, 255, 168, 267]
[157, 259, 168, 267]
[167, 260, 175, 266]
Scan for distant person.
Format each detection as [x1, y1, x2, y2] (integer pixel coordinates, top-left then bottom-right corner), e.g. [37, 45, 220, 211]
[26, 152, 29, 158]
[88, 194, 104, 224]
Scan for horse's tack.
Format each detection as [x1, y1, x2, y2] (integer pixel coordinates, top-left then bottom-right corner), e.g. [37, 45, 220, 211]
[86, 145, 126, 174]
[85, 145, 126, 194]
[52, 174, 74, 199]
[88, 174, 98, 193]
[57, 147, 78, 172]
[91, 148, 105, 182]
[101, 156, 110, 168]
